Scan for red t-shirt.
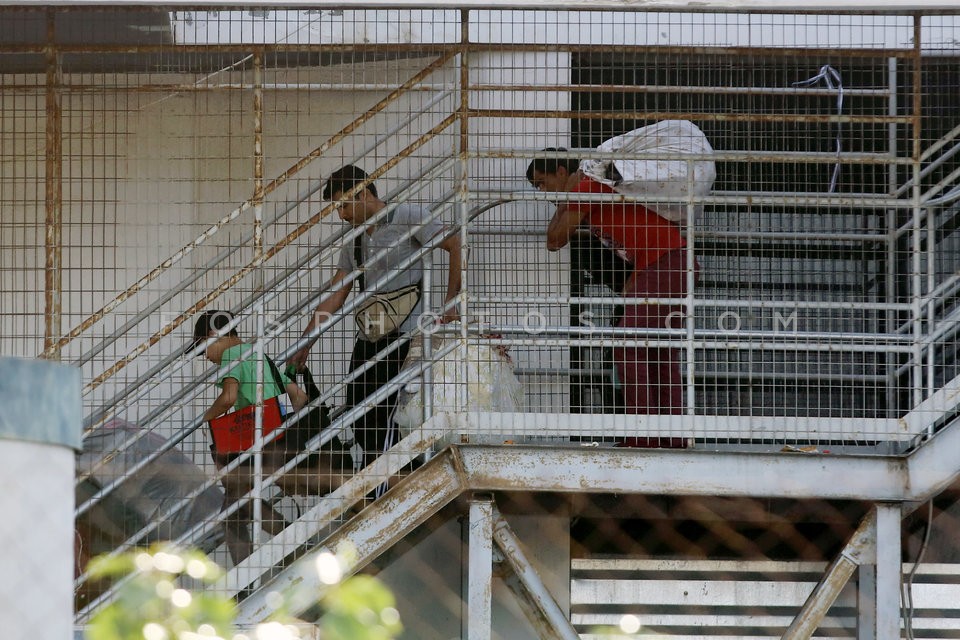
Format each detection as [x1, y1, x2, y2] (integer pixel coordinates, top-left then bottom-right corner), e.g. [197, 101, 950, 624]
[567, 177, 685, 270]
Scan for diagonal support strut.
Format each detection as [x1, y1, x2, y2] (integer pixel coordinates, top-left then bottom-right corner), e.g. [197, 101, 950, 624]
[782, 507, 878, 639]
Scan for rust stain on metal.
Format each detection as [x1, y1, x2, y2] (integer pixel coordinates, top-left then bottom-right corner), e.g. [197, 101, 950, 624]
[253, 50, 265, 263]
[36, 42, 458, 55]
[42, 9, 62, 360]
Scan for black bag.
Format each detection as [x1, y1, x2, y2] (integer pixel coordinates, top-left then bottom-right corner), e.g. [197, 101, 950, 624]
[284, 366, 331, 451]
[571, 232, 633, 295]
[288, 367, 357, 472]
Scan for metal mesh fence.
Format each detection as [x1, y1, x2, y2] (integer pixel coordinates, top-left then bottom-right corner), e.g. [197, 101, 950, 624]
[2, 5, 960, 637]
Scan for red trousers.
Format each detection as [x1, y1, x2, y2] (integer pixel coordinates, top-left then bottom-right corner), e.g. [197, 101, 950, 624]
[613, 247, 698, 420]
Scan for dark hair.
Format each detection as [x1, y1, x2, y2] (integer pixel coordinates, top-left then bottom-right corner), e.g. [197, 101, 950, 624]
[525, 148, 580, 186]
[322, 164, 378, 200]
[191, 309, 238, 351]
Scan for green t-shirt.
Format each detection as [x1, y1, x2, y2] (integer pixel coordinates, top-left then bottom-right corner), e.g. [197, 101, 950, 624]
[217, 343, 291, 410]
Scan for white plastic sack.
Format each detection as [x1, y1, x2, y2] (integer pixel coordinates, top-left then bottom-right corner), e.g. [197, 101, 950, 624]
[579, 119, 717, 223]
[394, 339, 524, 436]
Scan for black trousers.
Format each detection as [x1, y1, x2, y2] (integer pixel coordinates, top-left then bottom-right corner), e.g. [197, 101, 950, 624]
[346, 332, 411, 465]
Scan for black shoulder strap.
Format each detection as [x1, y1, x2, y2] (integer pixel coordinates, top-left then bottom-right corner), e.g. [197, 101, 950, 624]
[354, 234, 365, 291]
[265, 356, 287, 391]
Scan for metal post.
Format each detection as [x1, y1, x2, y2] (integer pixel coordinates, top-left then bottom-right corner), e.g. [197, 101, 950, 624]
[885, 56, 899, 417]
[915, 17, 937, 402]
[909, 15, 924, 408]
[422, 250, 436, 439]
[857, 564, 877, 640]
[685, 157, 697, 414]
[875, 504, 902, 640]
[457, 9, 471, 411]
[43, 9, 62, 360]
[252, 307, 266, 555]
[467, 495, 494, 640]
[252, 49, 267, 557]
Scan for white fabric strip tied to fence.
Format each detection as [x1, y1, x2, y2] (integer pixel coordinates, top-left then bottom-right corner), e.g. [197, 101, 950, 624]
[579, 119, 717, 224]
[394, 336, 525, 437]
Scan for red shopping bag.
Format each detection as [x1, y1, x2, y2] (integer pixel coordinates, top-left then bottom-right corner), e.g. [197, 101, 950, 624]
[209, 396, 286, 453]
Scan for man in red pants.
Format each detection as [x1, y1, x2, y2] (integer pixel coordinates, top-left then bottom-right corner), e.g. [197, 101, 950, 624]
[527, 150, 699, 446]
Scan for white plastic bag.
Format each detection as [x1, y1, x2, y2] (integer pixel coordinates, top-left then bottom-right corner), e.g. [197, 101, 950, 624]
[394, 338, 524, 436]
[579, 119, 717, 224]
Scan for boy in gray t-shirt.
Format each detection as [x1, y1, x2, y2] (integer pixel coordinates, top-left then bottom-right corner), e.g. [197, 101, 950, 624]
[290, 165, 462, 465]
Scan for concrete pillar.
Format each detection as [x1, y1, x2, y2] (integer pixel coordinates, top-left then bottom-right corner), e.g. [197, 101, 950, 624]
[0, 357, 81, 640]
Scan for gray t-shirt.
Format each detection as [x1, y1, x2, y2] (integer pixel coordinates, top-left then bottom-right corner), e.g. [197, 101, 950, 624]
[337, 202, 445, 337]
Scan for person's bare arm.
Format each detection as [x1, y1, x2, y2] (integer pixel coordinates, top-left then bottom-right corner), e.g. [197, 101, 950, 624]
[285, 381, 308, 411]
[288, 269, 352, 369]
[546, 203, 588, 251]
[202, 378, 239, 421]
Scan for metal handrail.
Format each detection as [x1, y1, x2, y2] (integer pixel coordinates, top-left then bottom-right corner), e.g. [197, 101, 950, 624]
[80, 155, 457, 432]
[81, 111, 459, 396]
[45, 53, 456, 360]
[71, 89, 455, 370]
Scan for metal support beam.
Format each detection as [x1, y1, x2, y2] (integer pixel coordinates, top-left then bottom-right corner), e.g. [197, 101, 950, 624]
[467, 495, 494, 640]
[782, 508, 877, 639]
[875, 504, 903, 640]
[456, 439, 909, 501]
[235, 429, 464, 624]
[491, 510, 579, 640]
[455, 396, 960, 502]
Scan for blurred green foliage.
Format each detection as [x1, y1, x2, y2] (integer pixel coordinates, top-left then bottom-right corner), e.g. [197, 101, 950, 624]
[84, 544, 401, 640]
